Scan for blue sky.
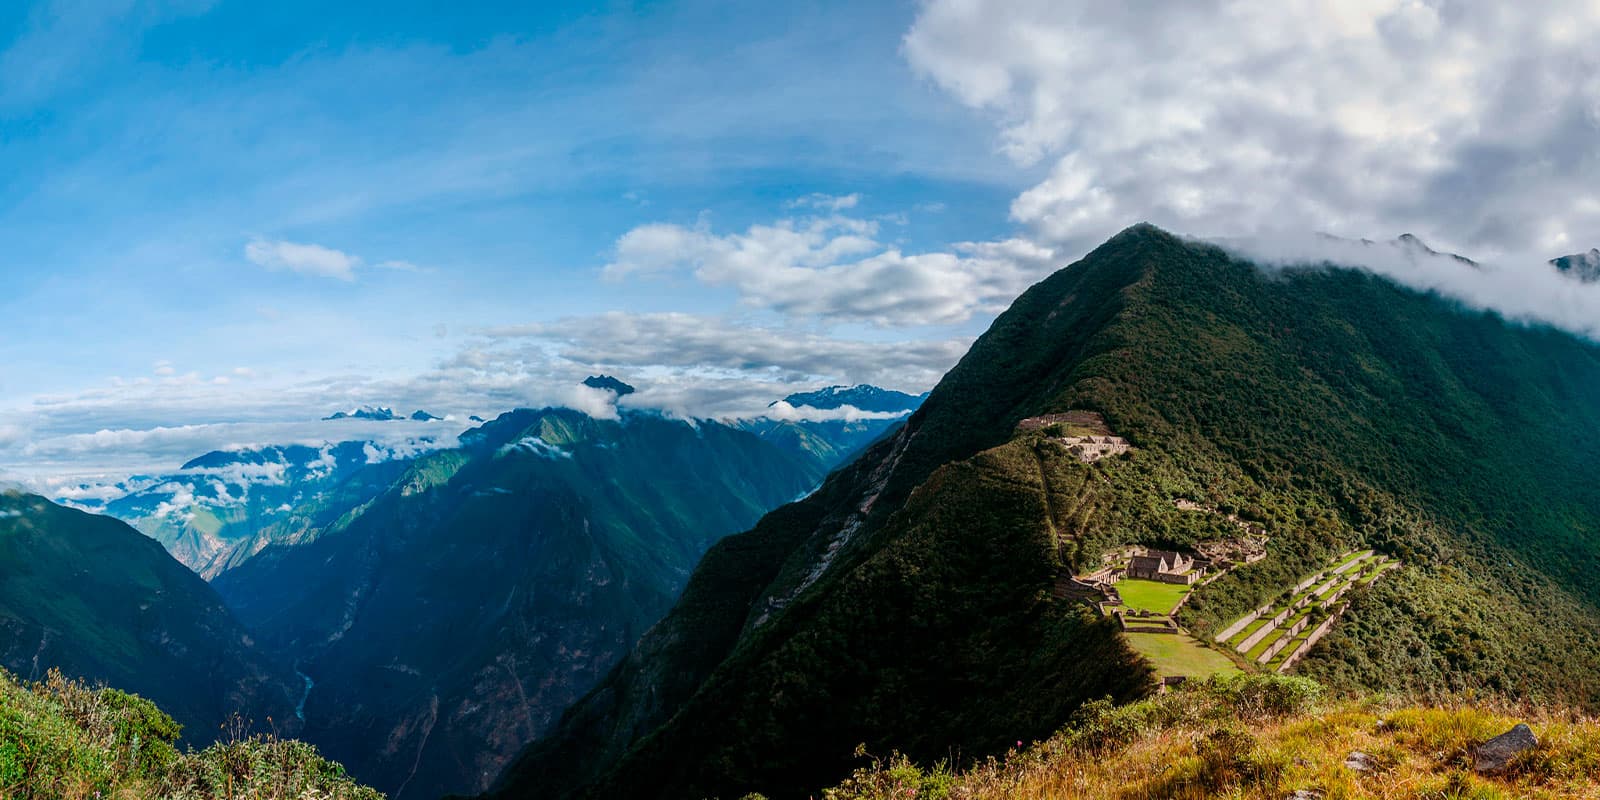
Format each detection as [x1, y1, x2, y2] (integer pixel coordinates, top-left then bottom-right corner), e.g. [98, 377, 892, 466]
[5, 0, 1600, 486]
[1, 0, 1018, 395]
[0, 0, 1038, 481]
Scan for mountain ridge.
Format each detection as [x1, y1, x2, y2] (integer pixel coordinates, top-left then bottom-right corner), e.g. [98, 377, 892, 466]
[490, 223, 1600, 800]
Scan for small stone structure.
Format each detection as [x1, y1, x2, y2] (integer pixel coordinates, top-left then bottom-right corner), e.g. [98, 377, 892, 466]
[1127, 549, 1203, 585]
[1059, 435, 1132, 463]
[1014, 411, 1132, 463]
[1015, 410, 1112, 434]
[1056, 438, 1132, 464]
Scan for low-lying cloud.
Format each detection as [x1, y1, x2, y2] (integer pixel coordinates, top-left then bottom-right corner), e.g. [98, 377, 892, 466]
[481, 311, 968, 406]
[1217, 232, 1600, 341]
[760, 400, 910, 424]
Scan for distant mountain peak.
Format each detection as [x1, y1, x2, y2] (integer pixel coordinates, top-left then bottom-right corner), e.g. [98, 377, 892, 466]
[324, 406, 397, 421]
[1394, 233, 1477, 265]
[323, 406, 441, 422]
[583, 375, 636, 396]
[1553, 248, 1600, 282]
[778, 384, 927, 414]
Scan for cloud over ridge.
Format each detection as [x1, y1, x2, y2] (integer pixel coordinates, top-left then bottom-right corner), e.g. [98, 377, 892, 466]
[905, 0, 1600, 256]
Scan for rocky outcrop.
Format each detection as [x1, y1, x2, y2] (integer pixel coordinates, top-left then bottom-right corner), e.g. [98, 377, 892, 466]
[1474, 723, 1538, 773]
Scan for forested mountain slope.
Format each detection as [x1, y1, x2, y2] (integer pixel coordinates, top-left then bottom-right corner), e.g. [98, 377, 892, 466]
[0, 492, 299, 741]
[210, 408, 825, 799]
[491, 224, 1600, 800]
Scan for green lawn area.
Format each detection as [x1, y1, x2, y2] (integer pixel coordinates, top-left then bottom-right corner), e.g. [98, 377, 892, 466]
[1125, 633, 1242, 678]
[1116, 579, 1191, 614]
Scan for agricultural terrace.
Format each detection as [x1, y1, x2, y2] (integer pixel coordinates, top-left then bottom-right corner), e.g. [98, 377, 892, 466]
[1216, 551, 1398, 673]
[1097, 549, 1399, 685]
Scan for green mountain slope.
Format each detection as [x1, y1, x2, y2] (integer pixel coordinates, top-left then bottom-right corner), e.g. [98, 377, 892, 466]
[490, 224, 1600, 800]
[0, 492, 299, 741]
[210, 408, 826, 799]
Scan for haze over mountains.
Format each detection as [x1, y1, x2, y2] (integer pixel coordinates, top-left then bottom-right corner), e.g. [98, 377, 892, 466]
[56, 384, 922, 575]
[10, 381, 923, 796]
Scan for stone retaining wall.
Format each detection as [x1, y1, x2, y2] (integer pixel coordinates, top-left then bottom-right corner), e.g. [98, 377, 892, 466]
[1331, 550, 1373, 575]
[1258, 616, 1311, 663]
[1214, 606, 1266, 642]
[1278, 606, 1344, 673]
[1236, 606, 1293, 653]
[1292, 571, 1326, 594]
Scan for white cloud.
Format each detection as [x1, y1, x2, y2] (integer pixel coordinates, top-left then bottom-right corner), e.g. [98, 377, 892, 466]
[786, 192, 862, 211]
[496, 435, 573, 460]
[245, 238, 362, 281]
[1216, 232, 1600, 341]
[602, 212, 1058, 326]
[904, 0, 1600, 256]
[760, 401, 909, 424]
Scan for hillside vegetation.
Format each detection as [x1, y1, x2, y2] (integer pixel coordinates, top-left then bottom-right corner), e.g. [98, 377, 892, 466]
[493, 225, 1600, 800]
[806, 675, 1600, 800]
[0, 492, 298, 742]
[0, 667, 378, 800]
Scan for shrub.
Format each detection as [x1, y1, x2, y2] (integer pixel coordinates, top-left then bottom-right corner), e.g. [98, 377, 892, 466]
[1211, 673, 1323, 718]
[823, 747, 956, 800]
[0, 668, 382, 800]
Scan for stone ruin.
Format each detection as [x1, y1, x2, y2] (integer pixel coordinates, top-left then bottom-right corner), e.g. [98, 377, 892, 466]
[1059, 435, 1132, 463]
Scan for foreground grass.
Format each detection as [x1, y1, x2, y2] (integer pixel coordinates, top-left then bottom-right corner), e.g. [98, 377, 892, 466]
[793, 675, 1600, 800]
[0, 668, 381, 800]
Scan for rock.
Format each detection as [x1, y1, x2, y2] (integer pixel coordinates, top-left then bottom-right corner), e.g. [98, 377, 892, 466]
[1344, 751, 1375, 773]
[1474, 723, 1538, 774]
[1287, 791, 1324, 800]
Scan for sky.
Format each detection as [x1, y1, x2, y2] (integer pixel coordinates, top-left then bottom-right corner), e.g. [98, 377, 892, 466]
[3, 0, 1599, 487]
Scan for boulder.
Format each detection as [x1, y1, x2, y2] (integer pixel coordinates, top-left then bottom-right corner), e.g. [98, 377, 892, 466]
[1343, 750, 1375, 773]
[1474, 723, 1538, 774]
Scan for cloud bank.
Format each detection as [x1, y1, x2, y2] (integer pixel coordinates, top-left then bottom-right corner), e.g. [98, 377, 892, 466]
[1216, 232, 1600, 341]
[905, 0, 1600, 257]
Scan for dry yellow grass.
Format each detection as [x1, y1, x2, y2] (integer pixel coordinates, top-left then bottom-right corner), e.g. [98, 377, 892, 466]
[815, 677, 1600, 800]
